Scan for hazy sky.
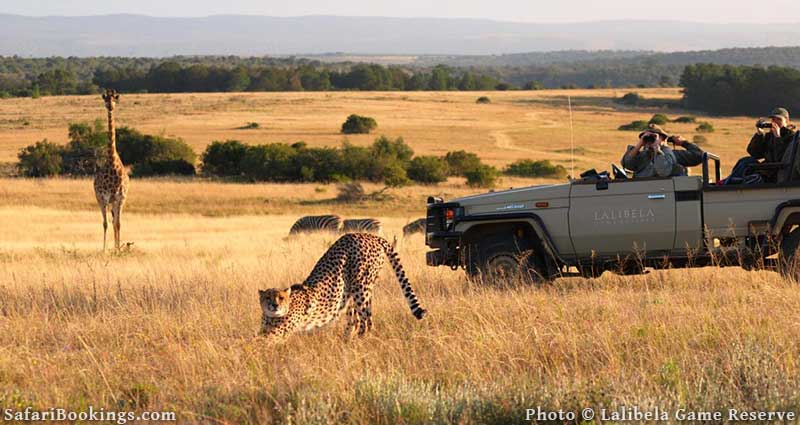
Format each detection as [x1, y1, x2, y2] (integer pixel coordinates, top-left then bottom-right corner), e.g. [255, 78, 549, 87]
[4, 0, 800, 23]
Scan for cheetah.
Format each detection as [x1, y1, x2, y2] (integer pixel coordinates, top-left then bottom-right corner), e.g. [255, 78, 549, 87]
[259, 233, 427, 341]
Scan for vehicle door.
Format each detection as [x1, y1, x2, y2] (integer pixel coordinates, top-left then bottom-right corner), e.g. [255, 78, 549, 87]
[568, 178, 676, 256]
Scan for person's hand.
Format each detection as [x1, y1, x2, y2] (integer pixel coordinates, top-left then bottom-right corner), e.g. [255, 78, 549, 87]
[669, 135, 686, 147]
[771, 121, 781, 138]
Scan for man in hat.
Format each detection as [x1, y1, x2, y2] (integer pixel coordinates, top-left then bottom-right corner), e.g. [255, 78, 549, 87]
[621, 123, 677, 178]
[727, 107, 797, 183]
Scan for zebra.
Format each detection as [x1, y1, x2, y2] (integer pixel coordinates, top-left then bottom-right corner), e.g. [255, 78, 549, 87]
[402, 218, 427, 236]
[289, 215, 343, 235]
[341, 218, 383, 235]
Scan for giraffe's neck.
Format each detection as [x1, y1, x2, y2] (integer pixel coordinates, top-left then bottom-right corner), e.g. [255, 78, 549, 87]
[107, 108, 119, 162]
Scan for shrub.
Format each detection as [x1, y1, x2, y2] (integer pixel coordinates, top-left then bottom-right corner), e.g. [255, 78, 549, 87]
[692, 135, 708, 145]
[504, 159, 567, 179]
[696, 122, 715, 133]
[240, 143, 296, 181]
[117, 127, 196, 165]
[495, 83, 513, 91]
[443, 150, 482, 176]
[132, 160, 195, 177]
[407, 156, 448, 184]
[673, 116, 697, 123]
[17, 140, 64, 177]
[476, 96, 491, 104]
[341, 114, 377, 134]
[382, 163, 410, 187]
[291, 147, 342, 182]
[237, 122, 260, 130]
[465, 165, 499, 188]
[618, 120, 649, 131]
[523, 81, 544, 90]
[61, 121, 107, 175]
[201, 140, 249, 176]
[614, 92, 643, 105]
[649, 114, 670, 125]
[336, 182, 366, 202]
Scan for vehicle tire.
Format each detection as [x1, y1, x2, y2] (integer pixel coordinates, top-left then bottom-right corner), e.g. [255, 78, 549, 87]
[465, 237, 547, 284]
[779, 227, 800, 280]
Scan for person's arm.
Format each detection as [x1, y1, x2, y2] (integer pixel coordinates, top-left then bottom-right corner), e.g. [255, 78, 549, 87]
[670, 136, 704, 167]
[747, 132, 767, 159]
[654, 145, 676, 177]
[621, 145, 641, 171]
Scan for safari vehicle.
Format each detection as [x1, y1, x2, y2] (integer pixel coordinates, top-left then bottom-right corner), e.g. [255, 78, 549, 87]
[425, 147, 800, 281]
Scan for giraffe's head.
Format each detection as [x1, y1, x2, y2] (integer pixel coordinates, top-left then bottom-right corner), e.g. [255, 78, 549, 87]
[259, 287, 292, 317]
[102, 88, 120, 111]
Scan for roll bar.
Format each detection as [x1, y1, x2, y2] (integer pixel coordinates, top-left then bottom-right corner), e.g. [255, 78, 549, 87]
[702, 152, 721, 185]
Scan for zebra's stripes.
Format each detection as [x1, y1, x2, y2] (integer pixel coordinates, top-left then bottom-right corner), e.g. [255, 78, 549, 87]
[289, 215, 343, 235]
[402, 218, 426, 236]
[342, 218, 382, 234]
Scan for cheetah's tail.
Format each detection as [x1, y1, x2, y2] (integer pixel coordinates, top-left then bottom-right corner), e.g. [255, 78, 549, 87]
[380, 238, 427, 320]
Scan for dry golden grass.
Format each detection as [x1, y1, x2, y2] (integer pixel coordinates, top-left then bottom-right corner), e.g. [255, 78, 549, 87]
[1, 90, 799, 423]
[0, 89, 758, 174]
[2, 202, 800, 423]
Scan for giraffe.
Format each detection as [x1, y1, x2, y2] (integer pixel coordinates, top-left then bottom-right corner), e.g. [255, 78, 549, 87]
[93, 89, 129, 251]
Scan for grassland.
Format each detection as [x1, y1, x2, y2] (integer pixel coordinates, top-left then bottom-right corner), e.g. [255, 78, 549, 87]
[1, 90, 799, 423]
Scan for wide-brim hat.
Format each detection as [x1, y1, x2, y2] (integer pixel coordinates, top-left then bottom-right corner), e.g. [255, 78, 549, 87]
[769, 107, 790, 120]
[638, 123, 669, 139]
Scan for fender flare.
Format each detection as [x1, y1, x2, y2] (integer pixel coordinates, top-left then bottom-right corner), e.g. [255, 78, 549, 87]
[453, 213, 565, 264]
[770, 200, 800, 236]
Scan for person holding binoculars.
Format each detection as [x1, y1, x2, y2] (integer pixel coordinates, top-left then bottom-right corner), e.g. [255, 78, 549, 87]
[622, 124, 677, 178]
[725, 107, 796, 184]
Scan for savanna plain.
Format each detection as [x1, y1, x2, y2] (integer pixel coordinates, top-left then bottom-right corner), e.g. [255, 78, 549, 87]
[1, 89, 799, 423]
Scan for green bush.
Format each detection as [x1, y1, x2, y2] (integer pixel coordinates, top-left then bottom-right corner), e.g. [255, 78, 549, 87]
[649, 114, 670, 125]
[132, 160, 195, 177]
[237, 122, 260, 130]
[116, 127, 196, 165]
[291, 147, 342, 182]
[443, 150, 482, 176]
[673, 116, 697, 123]
[17, 139, 64, 177]
[61, 121, 107, 175]
[240, 143, 296, 181]
[523, 81, 544, 90]
[476, 96, 491, 104]
[341, 114, 378, 134]
[201, 140, 249, 176]
[618, 120, 649, 131]
[696, 122, 715, 133]
[614, 92, 643, 105]
[465, 165, 499, 188]
[382, 162, 410, 187]
[407, 156, 448, 184]
[504, 159, 567, 179]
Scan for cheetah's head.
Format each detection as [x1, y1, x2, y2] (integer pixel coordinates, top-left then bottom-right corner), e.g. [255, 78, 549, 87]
[259, 287, 292, 317]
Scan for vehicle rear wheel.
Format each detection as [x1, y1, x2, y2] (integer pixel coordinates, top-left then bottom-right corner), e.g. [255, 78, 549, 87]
[779, 227, 800, 280]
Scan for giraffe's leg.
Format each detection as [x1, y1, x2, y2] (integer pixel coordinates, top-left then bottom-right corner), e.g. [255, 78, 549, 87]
[111, 202, 122, 251]
[99, 203, 108, 251]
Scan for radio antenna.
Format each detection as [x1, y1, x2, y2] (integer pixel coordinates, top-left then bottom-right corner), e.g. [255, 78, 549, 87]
[568, 95, 575, 179]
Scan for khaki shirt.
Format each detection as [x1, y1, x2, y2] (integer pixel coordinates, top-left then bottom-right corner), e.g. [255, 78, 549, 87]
[622, 144, 677, 178]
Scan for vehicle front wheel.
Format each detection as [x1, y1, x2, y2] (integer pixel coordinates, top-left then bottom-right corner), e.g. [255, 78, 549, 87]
[466, 239, 548, 284]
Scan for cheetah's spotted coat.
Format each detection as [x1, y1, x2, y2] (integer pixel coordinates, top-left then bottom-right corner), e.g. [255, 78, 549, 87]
[259, 233, 426, 341]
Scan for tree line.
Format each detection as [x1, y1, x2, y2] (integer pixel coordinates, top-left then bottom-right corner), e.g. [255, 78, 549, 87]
[680, 64, 800, 116]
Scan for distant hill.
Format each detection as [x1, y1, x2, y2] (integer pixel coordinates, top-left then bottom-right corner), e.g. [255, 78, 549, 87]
[3, 14, 800, 56]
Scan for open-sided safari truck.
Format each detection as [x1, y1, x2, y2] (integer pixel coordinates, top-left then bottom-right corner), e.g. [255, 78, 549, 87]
[425, 139, 800, 281]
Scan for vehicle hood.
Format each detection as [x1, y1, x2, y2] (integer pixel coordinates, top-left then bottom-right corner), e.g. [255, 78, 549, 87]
[452, 182, 571, 214]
